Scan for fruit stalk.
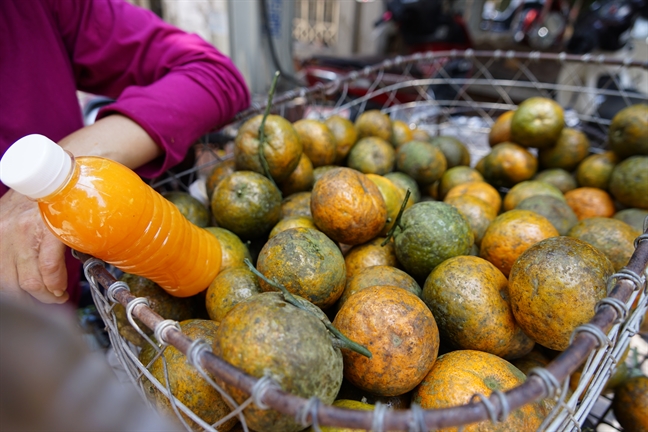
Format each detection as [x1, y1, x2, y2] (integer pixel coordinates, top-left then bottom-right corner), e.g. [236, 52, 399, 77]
[382, 189, 411, 246]
[244, 258, 372, 358]
[258, 71, 281, 191]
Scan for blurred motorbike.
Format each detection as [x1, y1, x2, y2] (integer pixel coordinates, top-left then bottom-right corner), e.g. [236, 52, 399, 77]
[556, 0, 648, 120]
[299, 0, 473, 109]
[480, 0, 571, 50]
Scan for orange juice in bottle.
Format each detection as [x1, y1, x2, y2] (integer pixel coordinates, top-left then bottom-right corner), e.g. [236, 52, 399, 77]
[0, 134, 221, 297]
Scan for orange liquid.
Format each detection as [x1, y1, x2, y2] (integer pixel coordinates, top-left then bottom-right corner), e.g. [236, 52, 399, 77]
[38, 157, 221, 297]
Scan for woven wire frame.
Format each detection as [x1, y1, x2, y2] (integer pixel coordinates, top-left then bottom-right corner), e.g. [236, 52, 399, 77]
[93, 51, 648, 432]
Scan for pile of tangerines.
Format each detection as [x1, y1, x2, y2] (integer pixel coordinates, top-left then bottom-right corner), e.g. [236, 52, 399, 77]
[134, 100, 647, 432]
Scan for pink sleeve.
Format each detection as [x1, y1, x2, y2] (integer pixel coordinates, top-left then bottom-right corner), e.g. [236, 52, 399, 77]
[49, 0, 250, 177]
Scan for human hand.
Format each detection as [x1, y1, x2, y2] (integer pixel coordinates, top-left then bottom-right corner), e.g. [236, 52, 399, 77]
[0, 190, 69, 304]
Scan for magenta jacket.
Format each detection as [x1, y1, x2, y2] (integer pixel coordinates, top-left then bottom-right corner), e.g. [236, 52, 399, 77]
[0, 0, 250, 304]
[0, 0, 250, 195]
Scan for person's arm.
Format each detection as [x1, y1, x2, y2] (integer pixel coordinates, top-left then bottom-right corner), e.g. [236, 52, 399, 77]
[0, 116, 162, 305]
[1, 0, 250, 304]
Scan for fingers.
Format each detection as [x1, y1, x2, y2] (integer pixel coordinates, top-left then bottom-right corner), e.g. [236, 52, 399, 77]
[38, 232, 69, 298]
[0, 191, 69, 304]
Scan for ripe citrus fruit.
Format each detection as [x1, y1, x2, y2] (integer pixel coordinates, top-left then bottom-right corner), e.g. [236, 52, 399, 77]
[422, 256, 534, 359]
[333, 286, 439, 396]
[516, 195, 578, 235]
[313, 165, 338, 183]
[340, 265, 421, 309]
[502, 180, 565, 212]
[315, 399, 374, 432]
[366, 174, 408, 235]
[347, 137, 396, 175]
[430, 136, 471, 168]
[568, 217, 640, 271]
[608, 103, 648, 158]
[211, 171, 282, 239]
[355, 109, 392, 141]
[480, 209, 559, 277]
[444, 180, 502, 213]
[564, 187, 616, 220]
[438, 166, 484, 200]
[509, 236, 613, 350]
[205, 266, 262, 322]
[205, 227, 252, 272]
[206, 159, 236, 200]
[234, 114, 302, 182]
[162, 191, 210, 227]
[481, 142, 538, 188]
[510, 96, 565, 149]
[395, 140, 447, 186]
[257, 227, 346, 309]
[538, 128, 590, 171]
[325, 115, 358, 164]
[391, 119, 414, 147]
[488, 110, 514, 147]
[143, 319, 237, 431]
[609, 156, 648, 209]
[575, 151, 619, 190]
[269, 215, 317, 238]
[412, 128, 431, 142]
[214, 292, 343, 432]
[614, 208, 648, 233]
[394, 201, 474, 280]
[534, 168, 577, 193]
[281, 191, 312, 218]
[612, 375, 648, 432]
[412, 350, 547, 432]
[384, 171, 421, 203]
[279, 152, 314, 196]
[311, 167, 387, 245]
[444, 194, 497, 246]
[344, 237, 398, 279]
[293, 119, 338, 167]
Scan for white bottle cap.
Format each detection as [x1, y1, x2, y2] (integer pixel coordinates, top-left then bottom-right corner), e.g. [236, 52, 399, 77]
[0, 134, 73, 199]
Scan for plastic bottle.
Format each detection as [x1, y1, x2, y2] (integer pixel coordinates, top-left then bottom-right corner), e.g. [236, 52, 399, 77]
[0, 134, 222, 297]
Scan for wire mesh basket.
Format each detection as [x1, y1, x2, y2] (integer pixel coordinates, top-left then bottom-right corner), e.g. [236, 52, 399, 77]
[85, 50, 648, 432]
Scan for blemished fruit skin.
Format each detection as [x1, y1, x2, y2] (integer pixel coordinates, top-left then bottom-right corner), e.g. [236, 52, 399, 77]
[205, 227, 252, 272]
[481, 142, 538, 188]
[510, 96, 565, 149]
[609, 156, 648, 210]
[340, 265, 421, 309]
[141, 319, 238, 432]
[509, 236, 613, 350]
[538, 127, 590, 171]
[394, 201, 474, 281]
[311, 167, 387, 245]
[280, 152, 314, 197]
[422, 256, 534, 359]
[214, 292, 343, 432]
[347, 137, 396, 175]
[567, 217, 640, 271]
[281, 191, 312, 219]
[503, 180, 565, 212]
[344, 237, 399, 279]
[333, 286, 440, 397]
[396, 140, 448, 186]
[607, 103, 648, 158]
[479, 209, 559, 277]
[257, 227, 346, 309]
[293, 119, 338, 168]
[234, 114, 302, 182]
[211, 171, 282, 240]
[612, 375, 648, 432]
[516, 195, 578, 236]
[412, 350, 548, 432]
[205, 265, 262, 322]
[355, 110, 392, 141]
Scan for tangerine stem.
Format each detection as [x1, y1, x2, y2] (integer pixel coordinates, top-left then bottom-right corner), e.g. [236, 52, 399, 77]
[244, 259, 372, 358]
[258, 71, 281, 192]
[381, 189, 411, 247]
